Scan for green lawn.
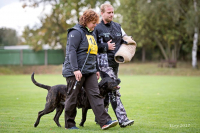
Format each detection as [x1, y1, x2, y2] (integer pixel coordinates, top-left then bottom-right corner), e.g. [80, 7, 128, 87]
[0, 74, 199, 133]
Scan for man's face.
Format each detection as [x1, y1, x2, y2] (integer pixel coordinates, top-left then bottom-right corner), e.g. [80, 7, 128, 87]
[101, 6, 114, 23]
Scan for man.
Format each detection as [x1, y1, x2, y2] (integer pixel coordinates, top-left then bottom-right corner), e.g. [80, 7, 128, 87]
[94, 3, 134, 128]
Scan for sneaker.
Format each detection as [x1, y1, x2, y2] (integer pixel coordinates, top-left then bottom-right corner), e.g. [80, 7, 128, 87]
[65, 126, 79, 129]
[120, 119, 134, 128]
[102, 120, 118, 130]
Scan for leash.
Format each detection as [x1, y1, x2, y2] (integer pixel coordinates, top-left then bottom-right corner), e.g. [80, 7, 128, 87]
[73, 48, 91, 90]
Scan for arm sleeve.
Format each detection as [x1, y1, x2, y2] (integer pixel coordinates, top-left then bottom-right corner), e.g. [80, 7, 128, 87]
[94, 28, 108, 53]
[68, 30, 82, 72]
[121, 27, 128, 44]
[121, 27, 127, 37]
[96, 55, 100, 71]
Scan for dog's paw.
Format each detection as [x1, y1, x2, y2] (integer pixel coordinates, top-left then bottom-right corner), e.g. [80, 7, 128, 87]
[34, 123, 38, 127]
[79, 123, 84, 127]
[57, 125, 61, 127]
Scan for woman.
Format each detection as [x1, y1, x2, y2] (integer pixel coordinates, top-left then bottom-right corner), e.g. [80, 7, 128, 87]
[62, 9, 118, 130]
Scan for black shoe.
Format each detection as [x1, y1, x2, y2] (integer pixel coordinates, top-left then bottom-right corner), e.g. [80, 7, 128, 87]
[120, 119, 134, 128]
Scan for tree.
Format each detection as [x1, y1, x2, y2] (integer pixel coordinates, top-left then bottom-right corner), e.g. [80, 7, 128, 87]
[140, 0, 193, 62]
[21, 0, 115, 52]
[192, 0, 199, 68]
[116, 0, 154, 62]
[117, 0, 199, 65]
[0, 28, 20, 46]
[21, 2, 74, 52]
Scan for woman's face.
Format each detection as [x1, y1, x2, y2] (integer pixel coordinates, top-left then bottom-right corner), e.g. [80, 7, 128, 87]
[86, 21, 97, 31]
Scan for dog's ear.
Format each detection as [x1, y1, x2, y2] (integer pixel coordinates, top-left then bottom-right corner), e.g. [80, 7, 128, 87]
[99, 82, 107, 89]
[98, 78, 108, 89]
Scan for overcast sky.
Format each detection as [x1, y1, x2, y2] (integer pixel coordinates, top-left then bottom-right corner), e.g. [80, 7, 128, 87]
[0, 0, 52, 35]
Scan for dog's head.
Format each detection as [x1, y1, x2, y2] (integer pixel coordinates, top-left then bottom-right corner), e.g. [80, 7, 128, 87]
[98, 77, 121, 97]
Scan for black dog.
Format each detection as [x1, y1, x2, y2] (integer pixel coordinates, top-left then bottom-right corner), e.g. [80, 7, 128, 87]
[31, 73, 120, 127]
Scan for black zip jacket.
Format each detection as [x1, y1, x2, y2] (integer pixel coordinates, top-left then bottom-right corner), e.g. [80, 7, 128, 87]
[94, 20, 124, 67]
[62, 24, 98, 77]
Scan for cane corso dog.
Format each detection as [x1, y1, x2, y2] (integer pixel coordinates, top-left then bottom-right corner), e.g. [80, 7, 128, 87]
[31, 73, 120, 127]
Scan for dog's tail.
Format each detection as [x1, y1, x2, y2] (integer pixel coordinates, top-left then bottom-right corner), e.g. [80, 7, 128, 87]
[31, 72, 51, 91]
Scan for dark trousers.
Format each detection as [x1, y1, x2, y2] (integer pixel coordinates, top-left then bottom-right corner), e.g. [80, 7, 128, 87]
[64, 73, 111, 128]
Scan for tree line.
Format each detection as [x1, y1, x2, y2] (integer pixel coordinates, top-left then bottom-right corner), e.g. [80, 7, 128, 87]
[117, 0, 199, 68]
[1, 0, 199, 68]
[0, 28, 20, 47]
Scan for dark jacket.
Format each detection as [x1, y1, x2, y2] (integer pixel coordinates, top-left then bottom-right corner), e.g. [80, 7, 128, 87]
[62, 24, 98, 77]
[94, 20, 123, 67]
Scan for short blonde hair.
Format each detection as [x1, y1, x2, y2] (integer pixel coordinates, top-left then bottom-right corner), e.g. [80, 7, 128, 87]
[100, 3, 113, 13]
[79, 9, 99, 27]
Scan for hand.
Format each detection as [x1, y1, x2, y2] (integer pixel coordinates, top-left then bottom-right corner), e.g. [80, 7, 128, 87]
[107, 39, 116, 50]
[96, 72, 100, 80]
[74, 70, 82, 81]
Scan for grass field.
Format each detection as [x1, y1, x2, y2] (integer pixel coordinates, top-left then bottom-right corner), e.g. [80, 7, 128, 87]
[0, 74, 200, 133]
